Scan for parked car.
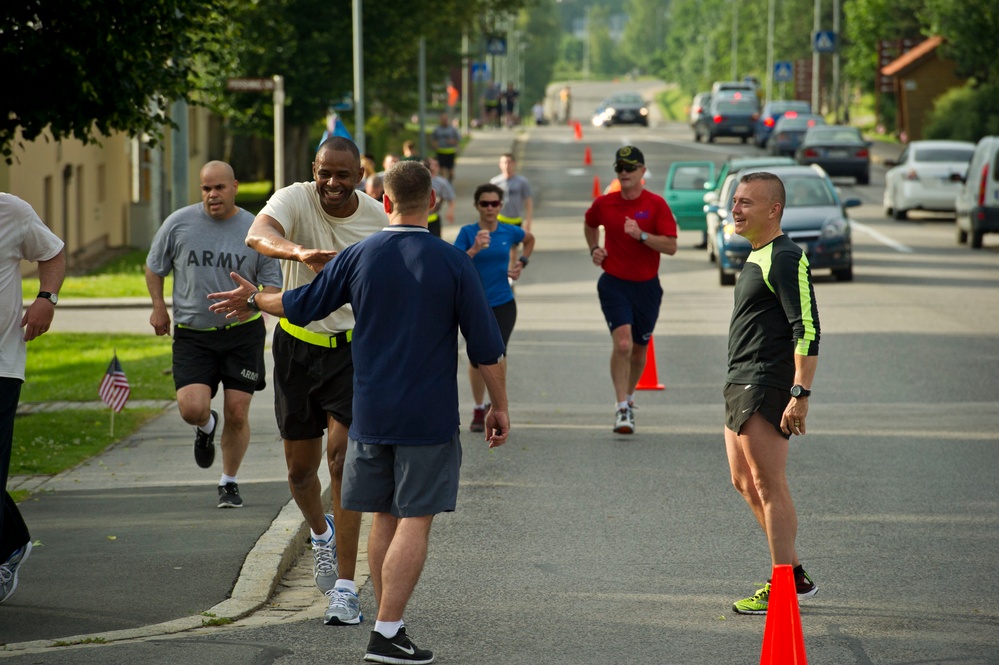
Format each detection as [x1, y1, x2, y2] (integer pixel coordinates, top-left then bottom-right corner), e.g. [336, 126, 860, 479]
[592, 92, 649, 127]
[954, 135, 999, 248]
[663, 161, 716, 235]
[713, 165, 860, 285]
[883, 140, 975, 220]
[688, 92, 712, 129]
[766, 114, 825, 156]
[754, 100, 812, 147]
[701, 156, 796, 262]
[694, 94, 759, 143]
[795, 125, 871, 184]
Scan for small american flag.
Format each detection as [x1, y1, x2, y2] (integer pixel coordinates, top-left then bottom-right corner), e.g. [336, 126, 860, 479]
[99, 354, 130, 413]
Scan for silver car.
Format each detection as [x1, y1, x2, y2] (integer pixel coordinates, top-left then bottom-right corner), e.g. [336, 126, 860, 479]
[883, 140, 975, 220]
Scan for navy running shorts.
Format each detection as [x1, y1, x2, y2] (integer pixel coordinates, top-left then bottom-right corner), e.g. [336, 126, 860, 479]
[597, 273, 663, 345]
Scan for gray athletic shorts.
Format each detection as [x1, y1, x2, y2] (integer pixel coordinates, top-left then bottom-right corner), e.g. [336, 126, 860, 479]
[724, 383, 792, 440]
[342, 431, 463, 518]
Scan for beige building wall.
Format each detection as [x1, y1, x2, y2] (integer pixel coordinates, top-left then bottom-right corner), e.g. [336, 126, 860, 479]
[0, 104, 214, 276]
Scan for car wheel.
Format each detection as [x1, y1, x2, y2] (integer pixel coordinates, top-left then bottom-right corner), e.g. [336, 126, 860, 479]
[719, 266, 736, 286]
[693, 129, 701, 143]
[707, 133, 715, 144]
[884, 206, 893, 217]
[956, 223, 968, 244]
[832, 265, 853, 282]
[857, 172, 870, 185]
[893, 207, 907, 221]
[971, 230, 984, 249]
[741, 136, 748, 144]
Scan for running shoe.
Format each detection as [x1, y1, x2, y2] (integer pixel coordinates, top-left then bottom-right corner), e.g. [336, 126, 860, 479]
[324, 587, 363, 625]
[732, 582, 770, 615]
[469, 404, 489, 433]
[613, 407, 634, 434]
[312, 514, 338, 593]
[365, 627, 434, 664]
[217, 482, 243, 508]
[194, 409, 218, 468]
[796, 567, 818, 599]
[0, 541, 32, 604]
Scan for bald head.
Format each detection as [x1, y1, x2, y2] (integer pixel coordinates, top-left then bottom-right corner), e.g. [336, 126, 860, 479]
[199, 161, 239, 220]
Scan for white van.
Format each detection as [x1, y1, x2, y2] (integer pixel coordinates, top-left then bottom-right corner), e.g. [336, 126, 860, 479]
[955, 135, 999, 248]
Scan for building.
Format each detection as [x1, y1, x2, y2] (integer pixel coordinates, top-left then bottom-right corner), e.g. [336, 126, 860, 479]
[880, 36, 964, 142]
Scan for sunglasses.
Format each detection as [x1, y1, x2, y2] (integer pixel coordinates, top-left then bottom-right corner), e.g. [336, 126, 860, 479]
[614, 163, 641, 174]
[478, 200, 502, 208]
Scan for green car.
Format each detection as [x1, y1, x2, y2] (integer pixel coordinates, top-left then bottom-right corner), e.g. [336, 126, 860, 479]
[663, 161, 716, 233]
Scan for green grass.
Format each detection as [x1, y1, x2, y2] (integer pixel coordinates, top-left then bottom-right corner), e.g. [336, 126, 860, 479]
[656, 88, 688, 122]
[21, 333, 175, 402]
[12, 409, 163, 475]
[22, 249, 171, 298]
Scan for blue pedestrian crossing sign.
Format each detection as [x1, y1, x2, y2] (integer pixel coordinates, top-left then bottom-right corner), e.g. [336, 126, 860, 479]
[773, 61, 793, 83]
[813, 31, 837, 53]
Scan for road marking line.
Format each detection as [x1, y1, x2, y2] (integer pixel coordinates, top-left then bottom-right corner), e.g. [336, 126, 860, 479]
[852, 220, 913, 253]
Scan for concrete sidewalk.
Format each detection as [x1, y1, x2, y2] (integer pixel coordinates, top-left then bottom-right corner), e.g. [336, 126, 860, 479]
[1, 128, 520, 651]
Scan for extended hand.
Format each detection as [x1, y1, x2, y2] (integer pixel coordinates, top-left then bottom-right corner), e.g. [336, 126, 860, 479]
[207, 272, 259, 321]
[299, 248, 338, 274]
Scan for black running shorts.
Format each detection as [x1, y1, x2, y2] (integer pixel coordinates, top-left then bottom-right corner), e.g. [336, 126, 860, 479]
[724, 383, 792, 439]
[172, 317, 266, 396]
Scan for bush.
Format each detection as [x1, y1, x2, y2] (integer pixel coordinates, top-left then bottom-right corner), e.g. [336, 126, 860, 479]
[925, 82, 999, 142]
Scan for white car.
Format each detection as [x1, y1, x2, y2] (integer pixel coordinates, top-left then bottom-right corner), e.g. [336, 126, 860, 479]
[883, 140, 976, 220]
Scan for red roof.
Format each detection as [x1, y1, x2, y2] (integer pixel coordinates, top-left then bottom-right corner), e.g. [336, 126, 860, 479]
[881, 36, 945, 76]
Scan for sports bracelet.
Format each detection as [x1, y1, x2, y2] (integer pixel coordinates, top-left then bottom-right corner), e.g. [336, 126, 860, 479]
[590, 246, 599, 255]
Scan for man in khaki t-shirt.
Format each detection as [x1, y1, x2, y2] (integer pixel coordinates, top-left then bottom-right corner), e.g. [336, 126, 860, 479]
[245, 136, 386, 627]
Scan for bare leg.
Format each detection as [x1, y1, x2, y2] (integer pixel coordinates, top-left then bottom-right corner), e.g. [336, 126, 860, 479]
[610, 326, 634, 403]
[327, 416, 361, 581]
[369, 513, 433, 621]
[468, 364, 486, 406]
[627, 342, 648, 396]
[284, 437, 328, 534]
[219, 388, 252, 477]
[724, 415, 800, 567]
[176, 384, 213, 429]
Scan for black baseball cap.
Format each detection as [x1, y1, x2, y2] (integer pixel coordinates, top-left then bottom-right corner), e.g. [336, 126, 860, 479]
[614, 145, 644, 166]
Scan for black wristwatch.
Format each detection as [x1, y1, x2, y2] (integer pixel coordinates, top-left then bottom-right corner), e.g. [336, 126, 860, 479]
[639, 232, 649, 243]
[790, 385, 811, 398]
[247, 291, 260, 312]
[518, 255, 529, 267]
[37, 291, 58, 305]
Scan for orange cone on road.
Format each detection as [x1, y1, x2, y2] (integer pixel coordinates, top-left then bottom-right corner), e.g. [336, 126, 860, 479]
[760, 564, 808, 665]
[592, 175, 602, 200]
[574, 120, 583, 141]
[636, 336, 665, 390]
[584, 145, 592, 166]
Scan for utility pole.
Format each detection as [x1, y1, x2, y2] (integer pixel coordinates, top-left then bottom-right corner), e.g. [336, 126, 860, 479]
[812, 0, 821, 111]
[352, 0, 365, 156]
[731, 0, 739, 81]
[832, 0, 841, 121]
[765, 0, 775, 102]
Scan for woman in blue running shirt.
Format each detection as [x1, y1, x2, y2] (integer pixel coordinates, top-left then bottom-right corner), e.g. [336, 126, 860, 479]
[454, 183, 535, 433]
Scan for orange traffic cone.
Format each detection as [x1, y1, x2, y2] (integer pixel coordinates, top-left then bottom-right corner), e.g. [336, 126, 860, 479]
[583, 145, 592, 166]
[574, 120, 583, 141]
[760, 564, 808, 665]
[636, 336, 665, 390]
[592, 175, 602, 200]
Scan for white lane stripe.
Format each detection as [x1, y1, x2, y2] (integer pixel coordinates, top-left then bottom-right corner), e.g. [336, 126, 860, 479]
[852, 220, 913, 253]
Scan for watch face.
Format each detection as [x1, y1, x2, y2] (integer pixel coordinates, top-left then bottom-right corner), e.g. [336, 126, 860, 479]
[49, 293, 58, 305]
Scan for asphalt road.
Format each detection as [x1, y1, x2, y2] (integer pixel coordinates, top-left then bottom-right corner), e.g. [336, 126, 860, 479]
[3, 81, 997, 665]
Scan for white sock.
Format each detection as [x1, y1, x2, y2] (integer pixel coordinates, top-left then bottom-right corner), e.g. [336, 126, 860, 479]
[475, 403, 486, 410]
[197, 412, 216, 433]
[626, 393, 634, 404]
[335, 579, 356, 593]
[617, 401, 629, 410]
[311, 524, 333, 542]
[375, 619, 404, 639]
[219, 474, 237, 486]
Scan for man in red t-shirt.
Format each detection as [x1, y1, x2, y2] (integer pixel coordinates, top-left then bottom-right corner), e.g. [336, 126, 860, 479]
[584, 146, 678, 434]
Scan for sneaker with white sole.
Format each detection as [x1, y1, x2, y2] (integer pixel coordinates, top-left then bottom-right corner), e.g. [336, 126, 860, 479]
[733, 582, 770, 615]
[0, 541, 32, 604]
[194, 409, 218, 468]
[217, 482, 243, 508]
[795, 566, 818, 599]
[364, 627, 434, 664]
[324, 587, 363, 625]
[312, 514, 338, 593]
[613, 407, 634, 434]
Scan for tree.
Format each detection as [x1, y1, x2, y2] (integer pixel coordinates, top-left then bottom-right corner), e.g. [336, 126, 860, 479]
[920, 0, 999, 85]
[842, 0, 923, 90]
[1, 0, 239, 162]
[620, 0, 670, 74]
[519, 0, 561, 110]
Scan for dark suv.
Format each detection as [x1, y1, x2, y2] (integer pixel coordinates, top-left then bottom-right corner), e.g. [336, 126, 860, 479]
[694, 95, 759, 144]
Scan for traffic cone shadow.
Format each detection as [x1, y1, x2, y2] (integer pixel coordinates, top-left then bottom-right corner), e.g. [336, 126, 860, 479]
[592, 175, 602, 200]
[760, 564, 808, 664]
[636, 336, 665, 390]
[584, 145, 592, 166]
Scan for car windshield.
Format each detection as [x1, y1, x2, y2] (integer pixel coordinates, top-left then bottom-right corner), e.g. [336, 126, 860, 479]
[769, 101, 810, 114]
[610, 94, 643, 106]
[776, 116, 823, 131]
[716, 100, 758, 113]
[783, 177, 836, 207]
[807, 128, 862, 143]
[671, 166, 712, 190]
[913, 147, 974, 163]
